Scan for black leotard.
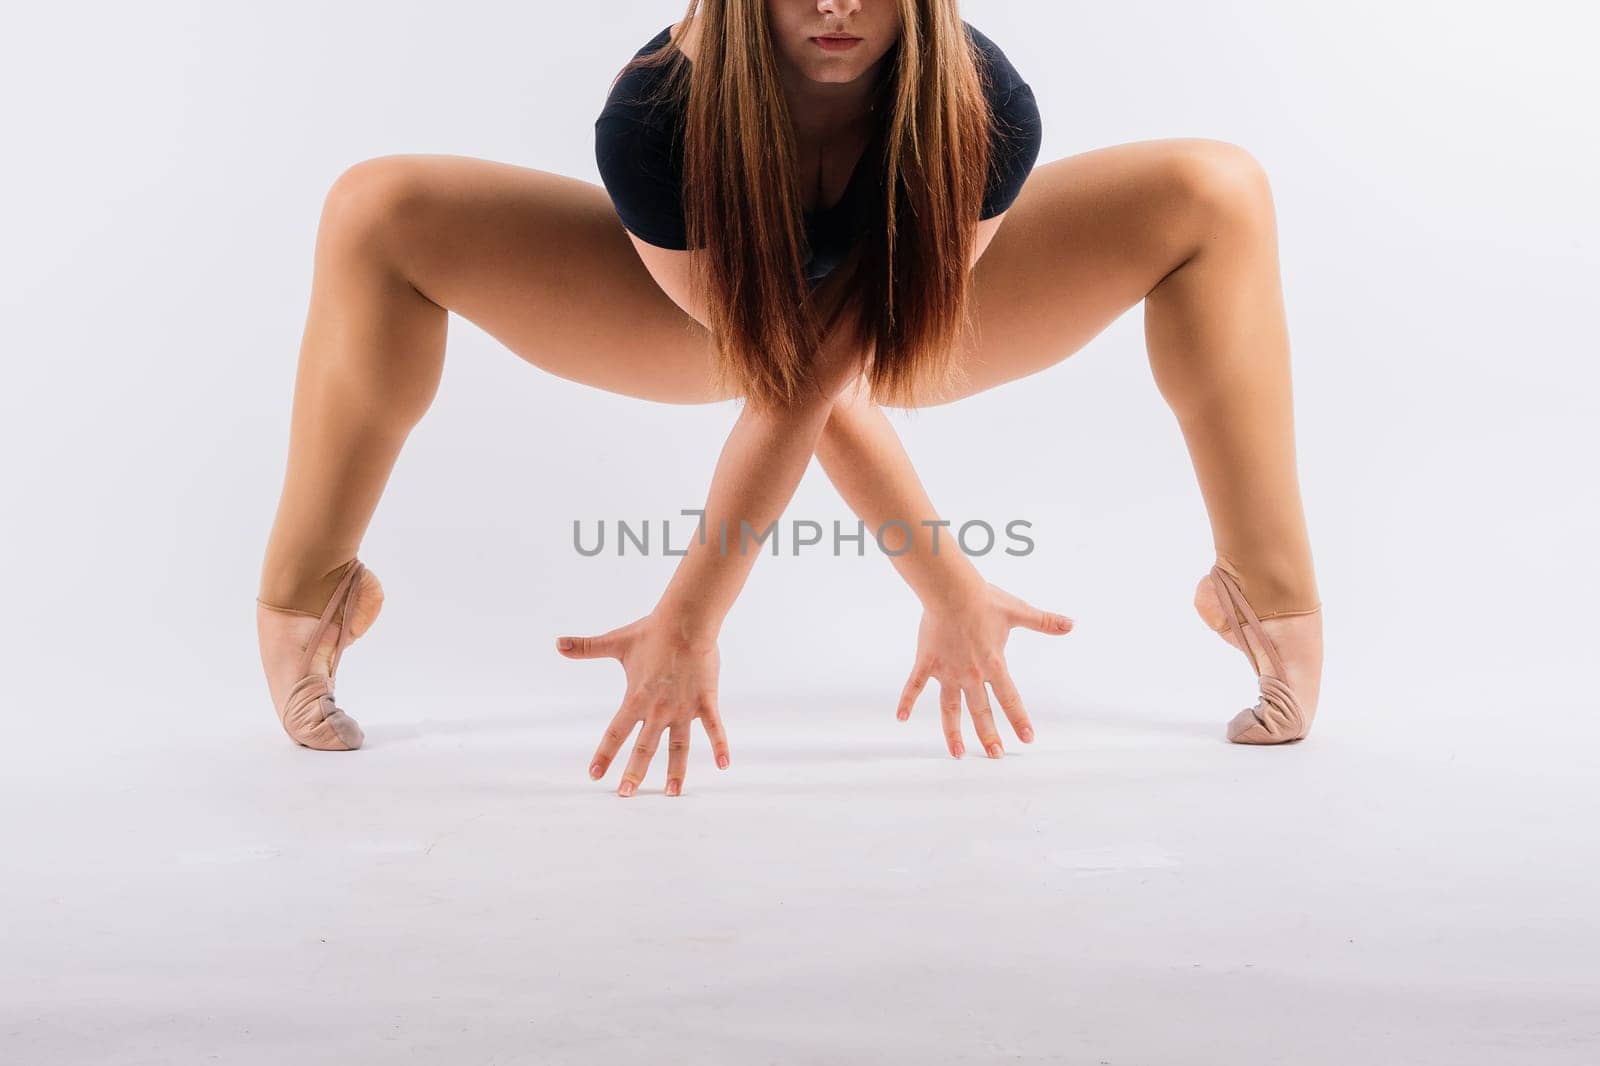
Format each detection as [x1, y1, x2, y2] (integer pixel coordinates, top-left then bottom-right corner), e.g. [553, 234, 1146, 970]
[594, 22, 1042, 287]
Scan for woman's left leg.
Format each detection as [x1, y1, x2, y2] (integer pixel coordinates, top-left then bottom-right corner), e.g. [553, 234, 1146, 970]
[923, 137, 1322, 742]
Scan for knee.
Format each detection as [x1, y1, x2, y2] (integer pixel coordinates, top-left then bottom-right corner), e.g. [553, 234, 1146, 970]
[1165, 139, 1276, 236]
[317, 155, 434, 260]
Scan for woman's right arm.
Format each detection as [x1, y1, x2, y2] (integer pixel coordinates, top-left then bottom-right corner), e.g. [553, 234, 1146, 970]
[557, 258, 870, 796]
[614, 241, 874, 650]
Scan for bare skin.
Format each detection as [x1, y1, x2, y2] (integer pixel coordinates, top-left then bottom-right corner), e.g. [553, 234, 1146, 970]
[257, 2, 1322, 788]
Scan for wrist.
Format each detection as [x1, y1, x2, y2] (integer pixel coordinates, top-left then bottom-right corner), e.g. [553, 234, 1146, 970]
[911, 553, 990, 612]
[650, 596, 724, 645]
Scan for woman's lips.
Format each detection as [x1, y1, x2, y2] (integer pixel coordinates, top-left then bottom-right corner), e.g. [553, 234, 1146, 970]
[811, 36, 863, 53]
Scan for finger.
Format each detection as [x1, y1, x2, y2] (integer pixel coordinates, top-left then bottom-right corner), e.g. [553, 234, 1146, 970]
[1010, 605, 1074, 636]
[896, 660, 932, 721]
[939, 681, 964, 759]
[698, 698, 731, 770]
[665, 721, 689, 797]
[618, 711, 667, 797]
[556, 629, 626, 659]
[987, 664, 1035, 744]
[589, 702, 640, 780]
[963, 679, 1004, 758]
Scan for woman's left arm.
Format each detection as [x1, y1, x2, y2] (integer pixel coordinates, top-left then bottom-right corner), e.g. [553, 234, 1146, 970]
[815, 381, 1074, 760]
[813, 214, 1074, 759]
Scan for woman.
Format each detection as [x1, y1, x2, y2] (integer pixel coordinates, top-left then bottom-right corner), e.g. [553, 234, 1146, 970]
[255, 0, 1324, 797]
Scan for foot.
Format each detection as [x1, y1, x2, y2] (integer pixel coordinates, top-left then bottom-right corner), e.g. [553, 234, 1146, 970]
[1193, 573, 1322, 744]
[256, 564, 385, 750]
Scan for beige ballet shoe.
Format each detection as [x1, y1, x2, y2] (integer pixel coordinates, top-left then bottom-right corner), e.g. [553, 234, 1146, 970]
[1206, 564, 1321, 745]
[256, 559, 372, 751]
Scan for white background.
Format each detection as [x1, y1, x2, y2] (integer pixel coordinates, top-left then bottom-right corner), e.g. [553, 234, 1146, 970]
[2, 1, 1596, 1062]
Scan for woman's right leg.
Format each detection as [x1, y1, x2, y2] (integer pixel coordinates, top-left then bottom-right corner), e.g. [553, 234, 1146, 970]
[257, 154, 727, 748]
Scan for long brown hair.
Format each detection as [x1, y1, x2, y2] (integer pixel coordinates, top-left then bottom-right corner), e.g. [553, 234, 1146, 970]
[611, 1, 992, 412]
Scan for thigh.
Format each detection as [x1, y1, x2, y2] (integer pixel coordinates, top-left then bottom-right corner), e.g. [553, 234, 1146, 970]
[331, 153, 730, 404]
[931, 138, 1220, 405]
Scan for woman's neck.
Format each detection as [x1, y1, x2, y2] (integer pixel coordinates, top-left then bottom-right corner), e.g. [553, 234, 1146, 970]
[776, 62, 883, 140]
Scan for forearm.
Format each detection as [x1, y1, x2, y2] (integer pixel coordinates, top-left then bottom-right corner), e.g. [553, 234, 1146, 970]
[815, 383, 986, 608]
[654, 389, 836, 639]
[652, 246, 884, 638]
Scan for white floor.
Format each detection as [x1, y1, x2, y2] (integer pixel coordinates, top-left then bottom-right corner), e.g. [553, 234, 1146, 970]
[5, 615, 1596, 1064]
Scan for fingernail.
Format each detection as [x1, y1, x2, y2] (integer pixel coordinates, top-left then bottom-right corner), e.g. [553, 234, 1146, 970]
[588, 762, 604, 778]
[557, 637, 573, 651]
[986, 742, 1003, 759]
[666, 778, 682, 797]
[618, 780, 636, 797]
[716, 754, 729, 770]
[896, 710, 909, 721]
[1019, 726, 1035, 743]
[952, 742, 964, 758]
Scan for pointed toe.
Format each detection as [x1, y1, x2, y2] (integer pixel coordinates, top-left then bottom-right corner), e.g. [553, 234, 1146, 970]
[325, 705, 365, 750]
[1226, 707, 1270, 744]
[260, 558, 373, 752]
[1209, 565, 1318, 746]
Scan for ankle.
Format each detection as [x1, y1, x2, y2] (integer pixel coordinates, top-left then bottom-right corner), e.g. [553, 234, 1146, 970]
[258, 557, 360, 617]
[1212, 552, 1319, 618]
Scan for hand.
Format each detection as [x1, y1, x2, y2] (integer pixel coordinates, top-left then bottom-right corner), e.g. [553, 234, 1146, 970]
[556, 612, 730, 797]
[895, 582, 1074, 758]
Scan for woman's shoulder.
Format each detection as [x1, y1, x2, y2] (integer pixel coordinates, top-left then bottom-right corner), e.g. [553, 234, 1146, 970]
[964, 23, 1043, 220]
[597, 24, 686, 133]
[962, 21, 1032, 103]
[594, 24, 691, 250]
